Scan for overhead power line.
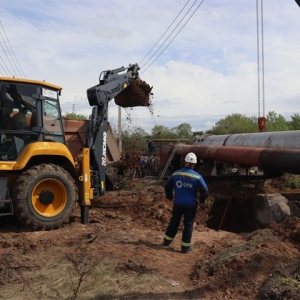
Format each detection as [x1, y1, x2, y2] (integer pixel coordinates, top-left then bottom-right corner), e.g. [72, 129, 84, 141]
[141, 0, 205, 74]
[0, 53, 11, 76]
[139, 0, 191, 66]
[0, 20, 26, 78]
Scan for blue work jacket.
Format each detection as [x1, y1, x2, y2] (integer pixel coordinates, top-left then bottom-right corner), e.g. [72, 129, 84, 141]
[165, 167, 208, 206]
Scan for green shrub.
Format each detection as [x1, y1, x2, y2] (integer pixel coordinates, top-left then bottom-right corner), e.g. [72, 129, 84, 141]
[282, 174, 300, 189]
[63, 112, 87, 121]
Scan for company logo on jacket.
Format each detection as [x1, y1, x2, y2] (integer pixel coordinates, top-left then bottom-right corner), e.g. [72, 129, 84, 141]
[176, 181, 193, 189]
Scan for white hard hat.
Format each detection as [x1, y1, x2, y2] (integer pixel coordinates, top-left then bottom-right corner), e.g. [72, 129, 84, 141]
[185, 152, 197, 164]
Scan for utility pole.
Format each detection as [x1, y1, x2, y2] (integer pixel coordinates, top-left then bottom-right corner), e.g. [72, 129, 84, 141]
[118, 106, 122, 154]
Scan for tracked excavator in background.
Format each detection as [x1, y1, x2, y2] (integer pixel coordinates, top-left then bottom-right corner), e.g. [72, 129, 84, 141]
[0, 63, 152, 230]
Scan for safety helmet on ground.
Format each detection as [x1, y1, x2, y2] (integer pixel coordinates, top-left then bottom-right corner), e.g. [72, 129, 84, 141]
[185, 152, 197, 164]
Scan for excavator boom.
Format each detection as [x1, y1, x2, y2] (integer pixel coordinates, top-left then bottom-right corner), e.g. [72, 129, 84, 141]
[85, 63, 152, 196]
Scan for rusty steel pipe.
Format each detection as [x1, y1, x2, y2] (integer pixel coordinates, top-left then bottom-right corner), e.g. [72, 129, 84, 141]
[152, 139, 190, 143]
[175, 144, 300, 174]
[195, 130, 300, 149]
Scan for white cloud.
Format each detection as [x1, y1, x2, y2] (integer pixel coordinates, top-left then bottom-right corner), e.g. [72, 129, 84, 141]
[1, 0, 300, 134]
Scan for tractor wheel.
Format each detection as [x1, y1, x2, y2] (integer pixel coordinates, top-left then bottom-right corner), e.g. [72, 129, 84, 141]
[12, 164, 78, 230]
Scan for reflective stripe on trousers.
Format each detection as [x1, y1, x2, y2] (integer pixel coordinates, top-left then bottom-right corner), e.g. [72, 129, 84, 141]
[182, 241, 191, 247]
[164, 235, 173, 241]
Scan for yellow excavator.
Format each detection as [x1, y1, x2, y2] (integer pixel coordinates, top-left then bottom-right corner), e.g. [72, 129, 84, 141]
[0, 64, 151, 230]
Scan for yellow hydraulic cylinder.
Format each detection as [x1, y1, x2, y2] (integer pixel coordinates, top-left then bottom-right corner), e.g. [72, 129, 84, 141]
[78, 148, 93, 206]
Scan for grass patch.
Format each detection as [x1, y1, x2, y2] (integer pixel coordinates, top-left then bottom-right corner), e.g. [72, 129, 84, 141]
[0, 255, 160, 300]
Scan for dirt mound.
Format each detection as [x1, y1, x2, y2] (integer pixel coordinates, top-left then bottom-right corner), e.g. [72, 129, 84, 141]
[1, 178, 300, 299]
[114, 79, 152, 107]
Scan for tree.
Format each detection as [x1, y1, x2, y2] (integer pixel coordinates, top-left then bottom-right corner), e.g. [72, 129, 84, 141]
[151, 125, 176, 139]
[288, 113, 300, 130]
[207, 114, 257, 135]
[172, 123, 193, 139]
[119, 127, 148, 154]
[151, 123, 193, 139]
[265, 111, 289, 132]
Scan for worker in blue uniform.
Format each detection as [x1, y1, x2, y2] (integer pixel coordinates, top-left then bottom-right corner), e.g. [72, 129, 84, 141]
[163, 152, 208, 253]
[147, 139, 155, 158]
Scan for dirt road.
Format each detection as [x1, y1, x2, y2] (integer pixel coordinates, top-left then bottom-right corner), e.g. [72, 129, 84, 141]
[0, 178, 300, 299]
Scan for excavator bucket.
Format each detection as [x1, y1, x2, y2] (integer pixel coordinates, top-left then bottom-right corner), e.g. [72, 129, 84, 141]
[114, 79, 152, 108]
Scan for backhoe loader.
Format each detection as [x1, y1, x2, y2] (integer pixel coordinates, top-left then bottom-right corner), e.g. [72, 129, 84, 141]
[0, 63, 152, 230]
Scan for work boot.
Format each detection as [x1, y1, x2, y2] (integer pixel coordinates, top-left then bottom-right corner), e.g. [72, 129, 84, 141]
[163, 238, 171, 246]
[163, 241, 171, 247]
[181, 245, 193, 253]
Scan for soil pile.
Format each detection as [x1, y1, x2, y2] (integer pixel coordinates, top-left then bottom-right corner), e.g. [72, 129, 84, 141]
[0, 178, 300, 299]
[115, 79, 152, 107]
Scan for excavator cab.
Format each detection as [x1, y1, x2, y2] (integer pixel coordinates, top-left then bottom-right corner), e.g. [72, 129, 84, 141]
[0, 78, 65, 161]
[0, 78, 76, 231]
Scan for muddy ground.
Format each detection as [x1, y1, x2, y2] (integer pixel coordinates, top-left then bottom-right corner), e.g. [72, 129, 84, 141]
[0, 178, 300, 300]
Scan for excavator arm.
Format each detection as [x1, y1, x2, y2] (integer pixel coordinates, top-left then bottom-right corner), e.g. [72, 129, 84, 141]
[86, 64, 141, 107]
[85, 63, 151, 197]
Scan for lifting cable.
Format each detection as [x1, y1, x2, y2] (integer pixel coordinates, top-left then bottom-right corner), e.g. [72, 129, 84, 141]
[256, 0, 266, 132]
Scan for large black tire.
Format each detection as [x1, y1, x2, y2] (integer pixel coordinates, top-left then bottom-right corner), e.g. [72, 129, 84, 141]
[12, 164, 78, 230]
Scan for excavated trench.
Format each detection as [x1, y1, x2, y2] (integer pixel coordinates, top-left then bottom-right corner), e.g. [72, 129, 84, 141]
[206, 195, 257, 233]
[206, 182, 260, 233]
[206, 180, 300, 234]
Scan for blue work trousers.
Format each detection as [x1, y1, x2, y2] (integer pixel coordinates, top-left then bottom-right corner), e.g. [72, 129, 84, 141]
[148, 148, 155, 157]
[165, 204, 197, 246]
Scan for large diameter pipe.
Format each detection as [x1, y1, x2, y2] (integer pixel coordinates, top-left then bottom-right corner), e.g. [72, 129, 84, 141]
[152, 139, 190, 143]
[176, 144, 300, 174]
[195, 130, 300, 149]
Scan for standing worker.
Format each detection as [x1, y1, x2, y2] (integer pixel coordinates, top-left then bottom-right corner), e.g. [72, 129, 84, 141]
[163, 152, 208, 253]
[147, 139, 155, 158]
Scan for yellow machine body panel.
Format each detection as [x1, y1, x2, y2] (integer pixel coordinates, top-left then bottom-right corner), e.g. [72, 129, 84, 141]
[0, 77, 62, 91]
[0, 142, 76, 171]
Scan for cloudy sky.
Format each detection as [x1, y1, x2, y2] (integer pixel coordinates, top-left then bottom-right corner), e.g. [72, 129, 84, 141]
[1, 0, 300, 134]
